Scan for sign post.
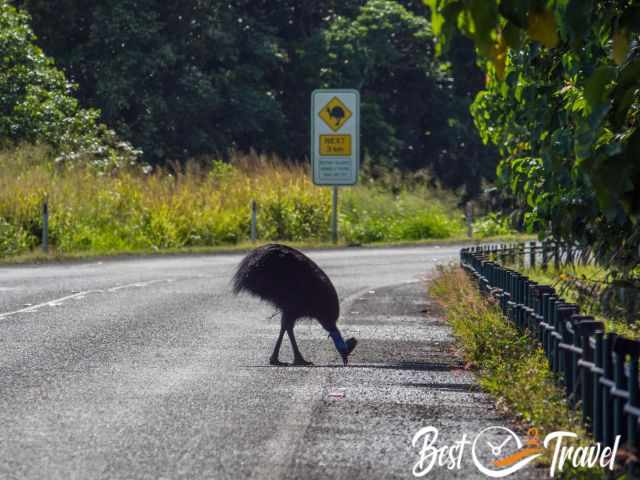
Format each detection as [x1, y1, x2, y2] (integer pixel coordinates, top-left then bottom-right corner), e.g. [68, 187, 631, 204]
[311, 89, 360, 243]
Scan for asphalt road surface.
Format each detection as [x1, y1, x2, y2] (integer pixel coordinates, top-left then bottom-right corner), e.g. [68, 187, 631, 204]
[0, 246, 541, 479]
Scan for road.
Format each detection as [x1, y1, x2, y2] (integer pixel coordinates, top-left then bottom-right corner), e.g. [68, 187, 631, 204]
[0, 245, 538, 479]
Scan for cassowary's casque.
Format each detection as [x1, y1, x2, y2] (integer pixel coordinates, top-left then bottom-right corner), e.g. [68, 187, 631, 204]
[232, 243, 357, 366]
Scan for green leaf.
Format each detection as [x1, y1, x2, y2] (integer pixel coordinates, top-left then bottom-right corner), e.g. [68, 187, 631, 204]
[613, 87, 636, 128]
[527, 7, 559, 48]
[469, 0, 499, 51]
[563, 0, 592, 44]
[612, 30, 630, 65]
[498, 0, 529, 29]
[503, 21, 524, 49]
[583, 66, 616, 111]
[619, 6, 640, 34]
[617, 59, 640, 89]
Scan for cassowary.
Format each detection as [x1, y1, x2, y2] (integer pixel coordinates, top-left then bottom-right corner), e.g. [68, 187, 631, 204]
[232, 244, 357, 366]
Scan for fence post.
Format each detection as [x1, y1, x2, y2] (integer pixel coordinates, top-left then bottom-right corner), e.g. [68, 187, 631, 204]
[42, 196, 49, 254]
[593, 332, 604, 443]
[331, 186, 339, 244]
[554, 242, 560, 270]
[602, 333, 617, 447]
[628, 352, 639, 448]
[518, 242, 525, 268]
[250, 199, 257, 243]
[465, 202, 473, 239]
[541, 240, 548, 271]
[529, 241, 536, 268]
[566, 244, 574, 265]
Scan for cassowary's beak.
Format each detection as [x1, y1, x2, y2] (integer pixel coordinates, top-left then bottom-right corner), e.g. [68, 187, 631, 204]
[329, 329, 358, 366]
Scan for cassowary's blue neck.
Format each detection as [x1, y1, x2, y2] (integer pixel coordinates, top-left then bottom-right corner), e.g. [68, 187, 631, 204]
[329, 329, 348, 353]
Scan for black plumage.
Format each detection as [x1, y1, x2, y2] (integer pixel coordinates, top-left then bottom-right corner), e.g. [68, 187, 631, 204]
[232, 243, 357, 366]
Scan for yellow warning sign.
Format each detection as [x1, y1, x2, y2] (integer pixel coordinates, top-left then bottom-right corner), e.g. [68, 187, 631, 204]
[320, 135, 351, 156]
[319, 97, 352, 132]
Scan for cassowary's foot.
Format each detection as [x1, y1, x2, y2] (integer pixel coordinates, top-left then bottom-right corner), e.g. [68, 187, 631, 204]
[292, 357, 314, 366]
[269, 356, 288, 366]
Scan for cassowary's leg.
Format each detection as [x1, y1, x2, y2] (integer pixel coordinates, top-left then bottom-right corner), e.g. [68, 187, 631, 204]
[286, 325, 313, 366]
[269, 326, 287, 366]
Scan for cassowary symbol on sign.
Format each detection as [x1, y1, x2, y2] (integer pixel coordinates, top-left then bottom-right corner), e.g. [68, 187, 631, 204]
[326, 105, 346, 127]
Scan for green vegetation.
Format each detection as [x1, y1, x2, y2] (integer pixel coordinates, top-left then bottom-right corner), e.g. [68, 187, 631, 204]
[427, 1, 640, 280]
[0, 1, 138, 168]
[10, 0, 496, 196]
[518, 263, 640, 341]
[0, 0, 509, 259]
[430, 265, 606, 479]
[472, 212, 516, 238]
[0, 145, 468, 258]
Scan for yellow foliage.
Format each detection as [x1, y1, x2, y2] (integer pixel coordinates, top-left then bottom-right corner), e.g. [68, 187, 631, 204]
[488, 34, 508, 81]
[612, 29, 630, 65]
[527, 9, 559, 49]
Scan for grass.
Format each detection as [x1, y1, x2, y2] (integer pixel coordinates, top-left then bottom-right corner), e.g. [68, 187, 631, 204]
[0, 144, 520, 262]
[429, 265, 616, 479]
[514, 263, 640, 341]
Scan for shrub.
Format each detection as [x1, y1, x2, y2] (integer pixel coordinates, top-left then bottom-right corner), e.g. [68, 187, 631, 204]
[0, 147, 465, 257]
[0, 1, 139, 169]
[0, 216, 36, 256]
[472, 212, 515, 238]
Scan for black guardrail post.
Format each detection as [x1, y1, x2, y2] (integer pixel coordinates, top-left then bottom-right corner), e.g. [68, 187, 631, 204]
[612, 340, 629, 446]
[575, 319, 604, 427]
[601, 333, 617, 447]
[611, 336, 640, 447]
[529, 241, 536, 268]
[458, 244, 640, 452]
[561, 319, 578, 405]
[593, 332, 604, 443]
[623, 341, 640, 448]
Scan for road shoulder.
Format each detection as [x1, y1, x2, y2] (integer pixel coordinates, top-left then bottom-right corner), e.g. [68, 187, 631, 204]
[279, 281, 542, 479]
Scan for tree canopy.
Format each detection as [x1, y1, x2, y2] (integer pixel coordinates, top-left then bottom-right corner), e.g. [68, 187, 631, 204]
[10, 0, 495, 194]
[427, 0, 640, 273]
[0, 0, 138, 167]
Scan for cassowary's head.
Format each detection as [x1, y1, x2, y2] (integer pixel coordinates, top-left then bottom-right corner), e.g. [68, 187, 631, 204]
[327, 327, 357, 366]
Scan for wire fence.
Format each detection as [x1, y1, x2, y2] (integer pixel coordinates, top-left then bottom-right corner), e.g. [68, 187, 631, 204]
[461, 243, 640, 451]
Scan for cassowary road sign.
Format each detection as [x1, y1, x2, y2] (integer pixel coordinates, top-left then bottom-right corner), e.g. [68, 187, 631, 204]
[319, 96, 352, 131]
[311, 89, 359, 186]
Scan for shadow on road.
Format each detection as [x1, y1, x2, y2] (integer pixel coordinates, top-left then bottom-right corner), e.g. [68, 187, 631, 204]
[241, 361, 461, 371]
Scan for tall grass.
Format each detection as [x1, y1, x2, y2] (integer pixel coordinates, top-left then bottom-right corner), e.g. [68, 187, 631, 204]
[0, 145, 464, 257]
[429, 266, 607, 478]
[521, 264, 640, 341]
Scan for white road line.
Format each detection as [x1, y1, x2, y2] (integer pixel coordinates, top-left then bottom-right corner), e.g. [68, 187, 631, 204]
[0, 291, 101, 320]
[107, 279, 173, 292]
[0, 278, 175, 320]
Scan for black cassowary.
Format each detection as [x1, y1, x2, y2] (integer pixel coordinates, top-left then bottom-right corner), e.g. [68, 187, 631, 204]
[232, 244, 357, 366]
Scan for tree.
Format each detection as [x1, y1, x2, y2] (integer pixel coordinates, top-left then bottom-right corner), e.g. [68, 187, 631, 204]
[321, 0, 494, 194]
[427, 0, 640, 272]
[16, 0, 290, 162]
[0, 0, 138, 166]
[17, 0, 495, 196]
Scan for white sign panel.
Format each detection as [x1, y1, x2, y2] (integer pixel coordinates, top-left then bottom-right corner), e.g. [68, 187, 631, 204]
[311, 89, 360, 185]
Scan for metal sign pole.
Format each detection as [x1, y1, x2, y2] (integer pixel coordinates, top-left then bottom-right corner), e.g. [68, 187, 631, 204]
[331, 186, 338, 244]
[42, 196, 49, 254]
[250, 199, 257, 243]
